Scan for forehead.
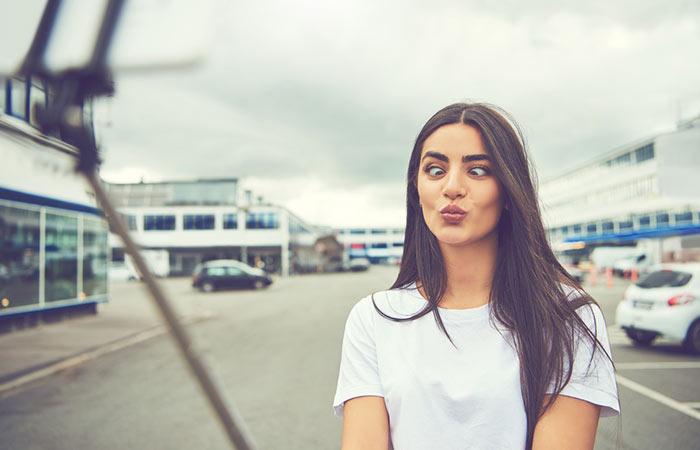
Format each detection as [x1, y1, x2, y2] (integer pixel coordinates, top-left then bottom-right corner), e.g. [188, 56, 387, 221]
[421, 123, 487, 158]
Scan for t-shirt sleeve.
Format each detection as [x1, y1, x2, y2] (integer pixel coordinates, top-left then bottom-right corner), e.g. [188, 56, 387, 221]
[332, 296, 384, 417]
[547, 302, 620, 417]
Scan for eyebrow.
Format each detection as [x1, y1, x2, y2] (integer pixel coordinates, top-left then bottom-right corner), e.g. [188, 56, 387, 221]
[421, 151, 491, 163]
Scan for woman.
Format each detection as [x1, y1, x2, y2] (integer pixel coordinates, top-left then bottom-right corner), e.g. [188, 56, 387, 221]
[333, 103, 619, 450]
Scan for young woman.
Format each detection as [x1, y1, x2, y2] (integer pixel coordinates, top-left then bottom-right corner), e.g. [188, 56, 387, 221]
[333, 103, 619, 450]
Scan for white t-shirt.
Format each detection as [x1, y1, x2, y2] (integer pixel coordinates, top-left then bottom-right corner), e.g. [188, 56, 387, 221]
[333, 283, 620, 450]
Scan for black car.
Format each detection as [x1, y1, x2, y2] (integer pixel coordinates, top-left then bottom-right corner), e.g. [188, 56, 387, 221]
[192, 260, 273, 292]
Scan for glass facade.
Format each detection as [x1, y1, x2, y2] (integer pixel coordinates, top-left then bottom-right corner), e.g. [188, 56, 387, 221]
[246, 212, 279, 230]
[0, 201, 109, 315]
[82, 217, 108, 297]
[184, 214, 215, 230]
[0, 205, 41, 309]
[45, 213, 78, 302]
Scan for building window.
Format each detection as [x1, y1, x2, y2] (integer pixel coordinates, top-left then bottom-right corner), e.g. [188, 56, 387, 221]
[349, 228, 365, 235]
[8, 78, 28, 120]
[370, 229, 386, 235]
[246, 212, 279, 230]
[638, 215, 651, 228]
[618, 220, 633, 232]
[45, 213, 78, 302]
[393, 242, 404, 247]
[656, 213, 669, 227]
[634, 143, 655, 163]
[0, 204, 41, 309]
[586, 223, 598, 234]
[144, 215, 176, 231]
[223, 213, 238, 229]
[29, 79, 46, 127]
[674, 211, 693, 225]
[120, 214, 137, 231]
[370, 243, 388, 249]
[184, 214, 215, 230]
[602, 221, 614, 233]
[83, 218, 108, 297]
[572, 224, 582, 234]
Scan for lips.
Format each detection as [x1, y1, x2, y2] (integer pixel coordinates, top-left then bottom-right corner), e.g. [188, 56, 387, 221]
[439, 204, 467, 223]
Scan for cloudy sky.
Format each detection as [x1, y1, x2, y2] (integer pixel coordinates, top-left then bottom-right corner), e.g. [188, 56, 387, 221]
[94, 0, 700, 228]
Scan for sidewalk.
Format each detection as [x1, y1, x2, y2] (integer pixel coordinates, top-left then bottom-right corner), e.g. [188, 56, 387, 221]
[0, 279, 213, 391]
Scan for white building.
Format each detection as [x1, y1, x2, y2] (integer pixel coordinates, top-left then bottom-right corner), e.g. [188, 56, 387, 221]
[335, 227, 405, 263]
[540, 115, 700, 261]
[105, 179, 327, 277]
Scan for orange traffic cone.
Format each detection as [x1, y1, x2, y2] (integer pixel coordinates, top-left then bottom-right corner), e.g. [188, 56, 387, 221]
[631, 268, 639, 282]
[606, 267, 613, 288]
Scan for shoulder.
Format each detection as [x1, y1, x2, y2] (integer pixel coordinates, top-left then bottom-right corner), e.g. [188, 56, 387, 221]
[345, 286, 425, 327]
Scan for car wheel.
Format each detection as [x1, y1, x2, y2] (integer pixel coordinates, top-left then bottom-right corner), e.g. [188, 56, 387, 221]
[201, 282, 215, 293]
[253, 280, 264, 290]
[683, 320, 700, 354]
[625, 329, 656, 346]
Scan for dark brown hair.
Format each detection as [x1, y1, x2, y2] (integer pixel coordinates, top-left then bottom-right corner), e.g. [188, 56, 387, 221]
[374, 102, 613, 449]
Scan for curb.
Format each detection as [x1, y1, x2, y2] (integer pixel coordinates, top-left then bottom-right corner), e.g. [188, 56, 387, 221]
[0, 310, 214, 398]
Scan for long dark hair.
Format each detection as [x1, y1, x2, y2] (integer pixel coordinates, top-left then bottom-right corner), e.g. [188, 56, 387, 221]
[375, 102, 613, 449]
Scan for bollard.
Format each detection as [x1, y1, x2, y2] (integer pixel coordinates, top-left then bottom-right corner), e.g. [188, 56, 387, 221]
[589, 265, 597, 287]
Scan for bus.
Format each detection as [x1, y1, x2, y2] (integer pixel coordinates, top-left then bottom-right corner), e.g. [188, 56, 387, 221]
[0, 76, 109, 324]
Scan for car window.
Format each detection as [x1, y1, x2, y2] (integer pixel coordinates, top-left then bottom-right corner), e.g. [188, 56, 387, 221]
[206, 267, 226, 277]
[226, 267, 243, 276]
[636, 270, 692, 288]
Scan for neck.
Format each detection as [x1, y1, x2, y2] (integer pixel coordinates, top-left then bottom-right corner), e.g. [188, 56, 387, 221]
[437, 231, 499, 309]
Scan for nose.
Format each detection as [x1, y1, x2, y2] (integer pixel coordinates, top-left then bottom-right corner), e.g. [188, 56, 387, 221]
[442, 169, 466, 200]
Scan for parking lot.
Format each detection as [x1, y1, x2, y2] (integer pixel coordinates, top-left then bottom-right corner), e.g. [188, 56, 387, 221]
[0, 266, 698, 449]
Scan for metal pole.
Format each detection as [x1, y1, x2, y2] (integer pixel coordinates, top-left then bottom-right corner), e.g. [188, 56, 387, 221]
[84, 170, 258, 450]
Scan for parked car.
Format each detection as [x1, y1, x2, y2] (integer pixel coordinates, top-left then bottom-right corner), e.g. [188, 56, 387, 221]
[348, 257, 370, 272]
[192, 260, 273, 292]
[615, 263, 700, 353]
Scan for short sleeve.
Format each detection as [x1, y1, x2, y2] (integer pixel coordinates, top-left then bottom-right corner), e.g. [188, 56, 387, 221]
[332, 297, 384, 417]
[548, 302, 620, 417]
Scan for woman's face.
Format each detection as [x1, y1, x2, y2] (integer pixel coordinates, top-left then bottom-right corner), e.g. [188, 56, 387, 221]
[416, 123, 504, 247]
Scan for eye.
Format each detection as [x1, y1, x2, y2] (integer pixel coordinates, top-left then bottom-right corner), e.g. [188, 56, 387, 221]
[425, 165, 445, 177]
[468, 166, 490, 177]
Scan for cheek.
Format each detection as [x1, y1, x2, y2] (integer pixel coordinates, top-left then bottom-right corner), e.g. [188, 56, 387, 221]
[471, 181, 503, 209]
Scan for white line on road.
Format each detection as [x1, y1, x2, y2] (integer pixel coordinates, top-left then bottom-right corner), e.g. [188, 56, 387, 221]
[684, 402, 700, 409]
[616, 361, 700, 370]
[616, 374, 700, 421]
[0, 311, 213, 398]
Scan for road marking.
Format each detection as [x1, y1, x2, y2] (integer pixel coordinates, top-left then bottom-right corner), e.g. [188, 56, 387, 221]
[616, 374, 700, 421]
[616, 362, 700, 370]
[684, 402, 700, 409]
[0, 311, 213, 398]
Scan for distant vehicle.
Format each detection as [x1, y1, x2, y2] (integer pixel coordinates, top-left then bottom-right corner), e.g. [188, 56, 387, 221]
[590, 246, 640, 270]
[108, 262, 136, 282]
[348, 258, 370, 272]
[192, 259, 273, 292]
[612, 253, 650, 276]
[615, 263, 700, 353]
[126, 249, 169, 279]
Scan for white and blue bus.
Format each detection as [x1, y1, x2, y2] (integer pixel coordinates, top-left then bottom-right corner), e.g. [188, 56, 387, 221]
[0, 76, 108, 322]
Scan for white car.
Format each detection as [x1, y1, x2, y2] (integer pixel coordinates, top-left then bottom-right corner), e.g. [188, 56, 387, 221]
[615, 263, 700, 353]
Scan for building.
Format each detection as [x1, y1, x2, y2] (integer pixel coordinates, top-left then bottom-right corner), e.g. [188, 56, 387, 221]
[540, 115, 700, 262]
[1, 76, 109, 322]
[105, 179, 337, 277]
[335, 227, 405, 264]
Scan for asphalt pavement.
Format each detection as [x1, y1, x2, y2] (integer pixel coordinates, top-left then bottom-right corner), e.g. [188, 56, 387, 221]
[0, 267, 698, 449]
